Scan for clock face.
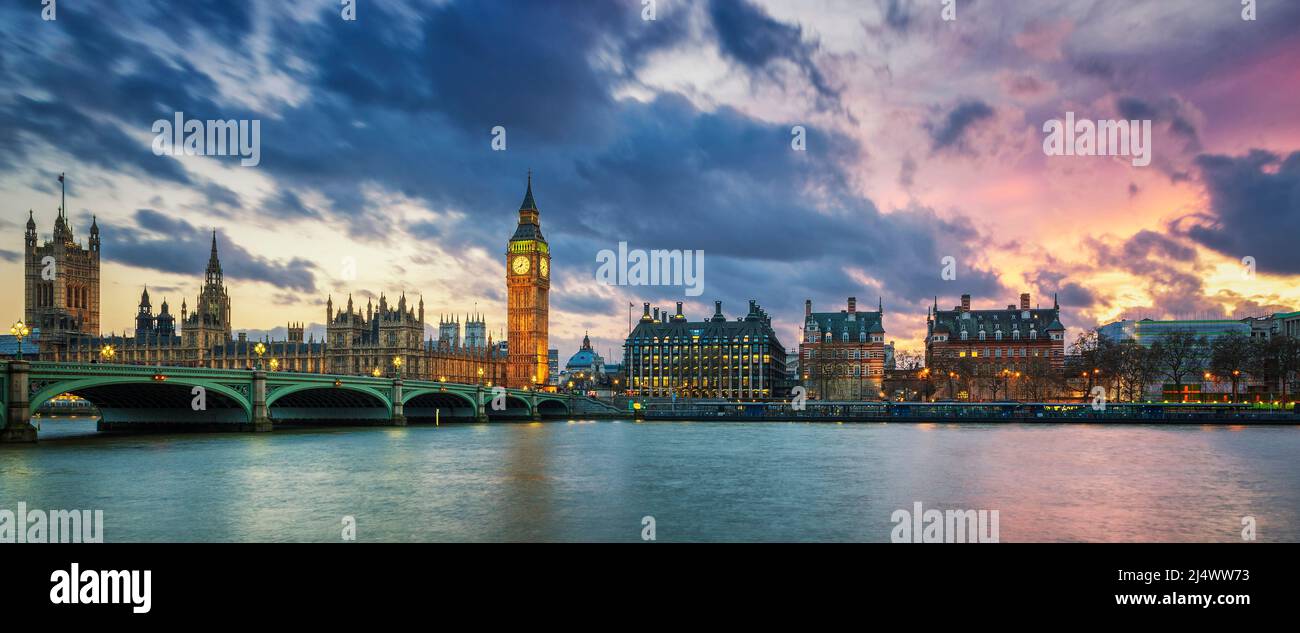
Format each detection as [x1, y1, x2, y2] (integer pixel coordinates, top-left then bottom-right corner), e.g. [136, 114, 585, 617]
[511, 255, 530, 275]
[539, 259, 549, 278]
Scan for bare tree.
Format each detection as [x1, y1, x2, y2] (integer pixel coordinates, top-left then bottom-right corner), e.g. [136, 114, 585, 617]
[1151, 332, 1208, 394]
[1209, 332, 1251, 401]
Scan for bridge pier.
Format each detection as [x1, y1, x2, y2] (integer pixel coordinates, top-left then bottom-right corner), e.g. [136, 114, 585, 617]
[2, 361, 38, 443]
[251, 368, 272, 432]
[391, 377, 406, 426]
[475, 386, 489, 423]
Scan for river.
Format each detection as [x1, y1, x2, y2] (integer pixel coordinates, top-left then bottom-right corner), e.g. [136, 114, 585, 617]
[2, 418, 1297, 542]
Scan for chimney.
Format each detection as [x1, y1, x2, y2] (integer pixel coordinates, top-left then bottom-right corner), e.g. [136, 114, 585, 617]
[675, 301, 684, 320]
[805, 299, 812, 317]
[1020, 293, 1031, 310]
[847, 297, 857, 313]
[961, 294, 971, 312]
[652, 308, 660, 322]
[713, 300, 724, 321]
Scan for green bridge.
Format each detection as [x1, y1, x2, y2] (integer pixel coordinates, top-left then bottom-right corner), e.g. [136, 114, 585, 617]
[0, 360, 621, 442]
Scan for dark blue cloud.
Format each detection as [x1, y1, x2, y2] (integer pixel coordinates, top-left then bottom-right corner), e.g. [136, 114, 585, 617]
[1180, 150, 1300, 274]
[1116, 95, 1201, 153]
[928, 100, 993, 152]
[106, 209, 319, 292]
[707, 0, 844, 113]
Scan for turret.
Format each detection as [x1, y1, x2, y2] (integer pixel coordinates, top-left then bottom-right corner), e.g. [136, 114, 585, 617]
[157, 298, 175, 337]
[89, 215, 100, 252]
[24, 210, 36, 248]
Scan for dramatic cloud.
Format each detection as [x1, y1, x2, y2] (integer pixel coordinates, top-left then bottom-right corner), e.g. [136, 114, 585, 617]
[2, 0, 1299, 358]
[707, 0, 845, 113]
[107, 209, 319, 292]
[1180, 150, 1300, 274]
[927, 101, 994, 152]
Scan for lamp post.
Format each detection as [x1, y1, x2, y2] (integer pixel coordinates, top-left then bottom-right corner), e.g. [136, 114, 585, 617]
[99, 344, 116, 363]
[253, 342, 266, 370]
[392, 355, 403, 378]
[9, 321, 30, 360]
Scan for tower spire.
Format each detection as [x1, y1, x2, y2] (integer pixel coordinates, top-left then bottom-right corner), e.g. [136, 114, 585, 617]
[205, 229, 224, 286]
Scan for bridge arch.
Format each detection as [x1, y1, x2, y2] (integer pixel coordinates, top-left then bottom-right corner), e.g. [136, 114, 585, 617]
[485, 394, 534, 419]
[402, 388, 478, 422]
[265, 382, 392, 425]
[535, 397, 571, 418]
[28, 376, 253, 427]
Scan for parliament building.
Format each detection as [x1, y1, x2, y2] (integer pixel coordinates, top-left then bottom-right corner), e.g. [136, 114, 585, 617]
[23, 175, 571, 386]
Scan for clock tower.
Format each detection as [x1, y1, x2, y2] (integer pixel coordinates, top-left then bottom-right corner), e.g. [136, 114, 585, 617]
[506, 173, 551, 388]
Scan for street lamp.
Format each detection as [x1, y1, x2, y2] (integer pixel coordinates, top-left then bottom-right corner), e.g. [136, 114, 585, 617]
[9, 320, 30, 360]
[269, 358, 280, 371]
[99, 344, 116, 363]
[371, 367, 382, 378]
[392, 355, 403, 378]
[253, 342, 266, 369]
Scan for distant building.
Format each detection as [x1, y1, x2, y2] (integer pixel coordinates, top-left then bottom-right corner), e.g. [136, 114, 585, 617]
[926, 292, 1066, 371]
[565, 333, 604, 375]
[624, 300, 788, 399]
[1097, 318, 1249, 346]
[798, 297, 888, 400]
[548, 349, 560, 385]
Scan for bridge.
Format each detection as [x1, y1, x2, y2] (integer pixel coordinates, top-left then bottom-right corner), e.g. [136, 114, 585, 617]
[0, 360, 621, 442]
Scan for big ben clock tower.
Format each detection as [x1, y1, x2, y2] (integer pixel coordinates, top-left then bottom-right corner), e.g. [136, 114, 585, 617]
[506, 172, 551, 388]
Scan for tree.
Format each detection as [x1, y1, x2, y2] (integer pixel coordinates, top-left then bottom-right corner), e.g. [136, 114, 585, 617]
[1251, 336, 1300, 404]
[1116, 340, 1158, 402]
[1151, 332, 1208, 395]
[1019, 355, 1061, 402]
[1209, 332, 1251, 401]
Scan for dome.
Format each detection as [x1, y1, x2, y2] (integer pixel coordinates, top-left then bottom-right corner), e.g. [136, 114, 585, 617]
[566, 349, 599, 370]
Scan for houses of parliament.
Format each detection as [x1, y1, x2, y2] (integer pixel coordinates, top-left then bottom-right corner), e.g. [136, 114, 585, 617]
[20, 175, 552, 388]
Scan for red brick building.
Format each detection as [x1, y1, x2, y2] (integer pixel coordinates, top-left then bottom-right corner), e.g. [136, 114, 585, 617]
[925, 292, 1066, 380]
[799, 297, 888, 400]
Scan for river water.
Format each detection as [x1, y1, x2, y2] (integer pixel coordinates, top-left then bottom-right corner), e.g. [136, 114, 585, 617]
[2, 418, 1298, 542]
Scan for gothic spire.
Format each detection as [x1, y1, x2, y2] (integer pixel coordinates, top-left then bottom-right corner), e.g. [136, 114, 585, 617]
[519, 169, 537, 211]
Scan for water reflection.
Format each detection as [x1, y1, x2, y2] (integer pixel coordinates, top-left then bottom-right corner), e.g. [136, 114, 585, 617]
[2, 420, 1297, 542]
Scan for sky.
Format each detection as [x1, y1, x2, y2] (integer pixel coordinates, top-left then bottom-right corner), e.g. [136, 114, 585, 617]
[2, 0, 1299, 366]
